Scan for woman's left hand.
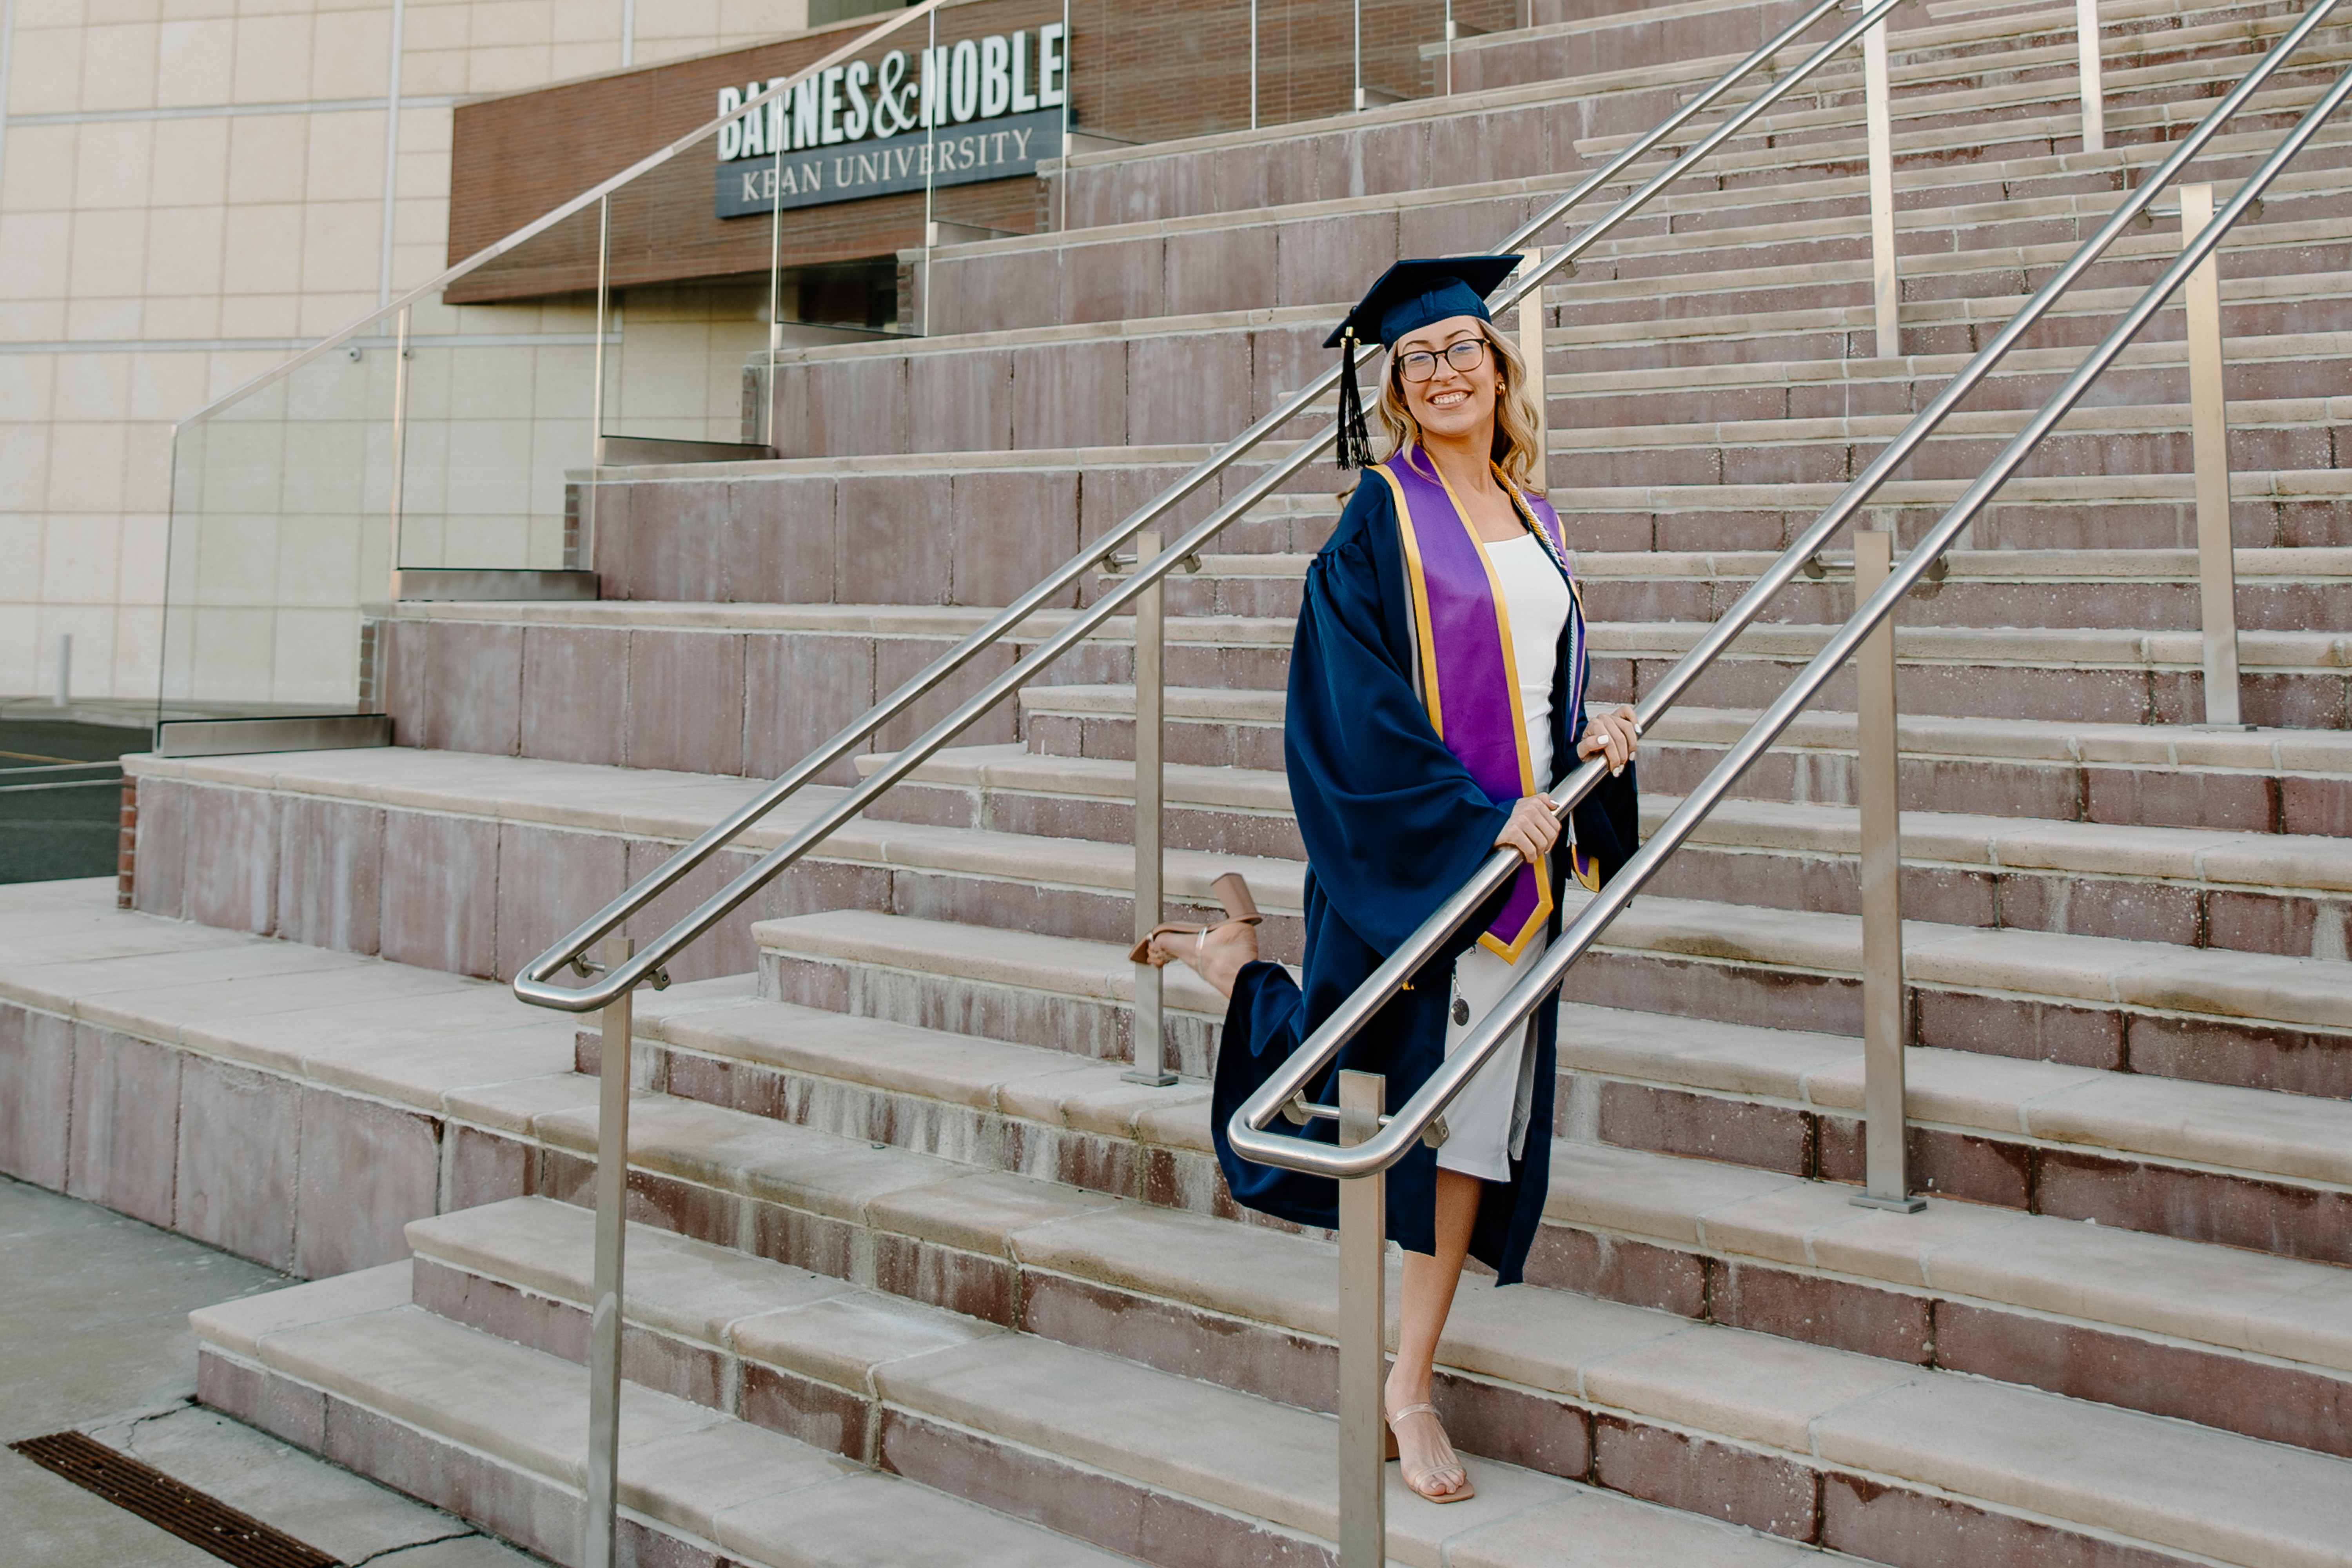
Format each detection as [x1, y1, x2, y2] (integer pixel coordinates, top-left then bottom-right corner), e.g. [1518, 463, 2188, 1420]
[1576, 704, 1640, 774]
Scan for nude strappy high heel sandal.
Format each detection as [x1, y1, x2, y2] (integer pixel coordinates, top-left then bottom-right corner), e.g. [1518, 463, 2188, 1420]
[1385, 1403, 1475, 1504]
[1128, 871, 1262, 965]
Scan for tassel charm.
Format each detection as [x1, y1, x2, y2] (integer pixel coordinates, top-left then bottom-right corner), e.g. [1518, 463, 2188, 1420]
[1335, 330, 1374, 470]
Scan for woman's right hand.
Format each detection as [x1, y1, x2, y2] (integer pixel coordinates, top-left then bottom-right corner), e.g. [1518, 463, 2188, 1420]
[1494, 794, 1561, 865]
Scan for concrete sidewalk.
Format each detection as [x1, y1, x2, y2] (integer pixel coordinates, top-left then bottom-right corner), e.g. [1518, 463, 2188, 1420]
[0, 1172, 539, 1566]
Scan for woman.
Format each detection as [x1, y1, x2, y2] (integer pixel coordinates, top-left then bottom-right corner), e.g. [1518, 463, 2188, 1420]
[1142, 256, 1640, 1505]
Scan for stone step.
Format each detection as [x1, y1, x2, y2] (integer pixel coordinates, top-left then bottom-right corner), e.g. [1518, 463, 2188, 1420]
[16, 871, 2350, 1497]
[460, 1085, 2352, 1566]
[1550, 471, 2352, 554]
[1586, 149, 2352, 303]
[1635, 792, 2352, 955]
[800, 192, 2352, 481]
[875, 99, 2352, 448]
[122, 705, 2352, 1001]
[1104, 544, 2352, 629]
[1547, 246, 2352, 380]
[0, 875, 601, 1278]
[1534, 1138, 2352, 1461]
[16, 856, 2348, 1479]
[741, 902, 2352, 1259]
[619, 967, 2352, 1408]
[185, 1262, 1146, 1568]
[1452, 0, 2310, 98]
[752, 860, 2352, 1090]
[1593, 615, 2352, 729]
[930, 89, 2352, 353]
[1549, 392, 2352, 494]
[999, 683, 2352, 946]
[1545, 330, 2352, 432]
[631, 959, 2352, 1309]
[1043, 0, 2328, 238]
[1535, 209, 2352, 386]
[216, 675, 2335, 977]
[1571, 40, 2352, 173]
[1569, 893, 2352, 1099]
[753, 908, 1232, 1080]
[397, 1194, 1857, 1568]
[142, 706, 2344, 1006]
[373, 593, 1302, 785]
[1641, 702, 2352, 829]
[1052, 0, 1850, 226]
[851, 743, 1299, 862]
[1017, 681, 1290, 767]
[1547, 997, 2352, 1259]
[121, 744, 1305, 986]
[584, 441, 1330, 609]
[1605, 49, 2352, 185]
[1010, 683, 2352, 834]
[889, 707, 2352, 857]
[1541, 176, 2352, 343]
[716, 598, 2352, 727]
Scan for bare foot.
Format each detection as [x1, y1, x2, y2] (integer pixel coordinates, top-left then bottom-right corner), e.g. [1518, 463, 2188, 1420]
[1147, 919, 1258, 999]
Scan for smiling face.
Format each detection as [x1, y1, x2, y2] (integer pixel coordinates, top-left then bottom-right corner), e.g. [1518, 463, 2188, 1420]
[1393, 314, 1500, 445]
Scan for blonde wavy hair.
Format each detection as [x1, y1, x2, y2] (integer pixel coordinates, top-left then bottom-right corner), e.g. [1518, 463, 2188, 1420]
[1376, 317, 1545, 493]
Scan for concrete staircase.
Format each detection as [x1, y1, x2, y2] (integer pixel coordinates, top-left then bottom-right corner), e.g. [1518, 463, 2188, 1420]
[25, 0, 2352, 1562]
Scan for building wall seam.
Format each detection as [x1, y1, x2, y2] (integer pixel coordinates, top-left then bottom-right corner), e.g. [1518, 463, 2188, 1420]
[380, 0, 408, 309]
[5, 95, 462, 129]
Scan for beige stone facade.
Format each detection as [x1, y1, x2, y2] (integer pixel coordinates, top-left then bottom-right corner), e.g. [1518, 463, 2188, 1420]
[0, 0, 817, 707]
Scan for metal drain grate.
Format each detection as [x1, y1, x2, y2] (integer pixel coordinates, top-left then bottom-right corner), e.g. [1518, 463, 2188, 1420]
[8, 1430, 341, 1568]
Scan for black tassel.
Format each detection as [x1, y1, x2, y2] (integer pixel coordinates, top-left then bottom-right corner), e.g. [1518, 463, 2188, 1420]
[1335, 331, 1374, 470]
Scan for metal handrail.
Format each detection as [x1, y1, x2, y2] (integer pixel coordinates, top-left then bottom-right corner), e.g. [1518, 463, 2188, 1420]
[514, 0, 1905, 1012]
[169, 0, 955, 437]
[1227, 0, 2350, 1180]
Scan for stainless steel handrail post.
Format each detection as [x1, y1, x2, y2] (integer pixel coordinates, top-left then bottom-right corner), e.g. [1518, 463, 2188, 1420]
[1125, 529, 1176, 1086]
[1516, 247, 1549, 464]
[1353, 0, 1363, 112]
[586, 196, 612, 569]
[1335, 1070, 1386, 1568]
[1249, 0, 1258, 130]
[1225, 0, 2345, 1164]
[1851, 530, 1921, 1213]
[1864, 14, 1901, 360]
[584, 934, 635, 1568]
[2181, 181, 2245, 727]
[387, 307, 410, 600]
[2078, 0, 2106, 152]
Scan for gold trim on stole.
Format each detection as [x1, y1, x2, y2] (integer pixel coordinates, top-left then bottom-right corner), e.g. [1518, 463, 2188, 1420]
[1383, 448, 1556, 962]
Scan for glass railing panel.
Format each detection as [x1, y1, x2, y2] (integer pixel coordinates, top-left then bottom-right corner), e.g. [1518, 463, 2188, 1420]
[393, 203, 606, 576]
[602, 160, 774, 450]
[1080, 0, 1464, 139]
[158, 332, 404, 721]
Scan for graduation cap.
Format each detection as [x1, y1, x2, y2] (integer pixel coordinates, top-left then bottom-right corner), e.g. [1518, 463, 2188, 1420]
[1325, 255, 1522, 469]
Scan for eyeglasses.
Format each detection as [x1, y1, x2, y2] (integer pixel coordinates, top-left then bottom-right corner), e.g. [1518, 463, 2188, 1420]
[1397, 339, 1487, 383]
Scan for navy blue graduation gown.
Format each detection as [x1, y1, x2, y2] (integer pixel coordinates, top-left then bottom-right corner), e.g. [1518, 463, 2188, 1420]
[1209, 472, 1639, 1286]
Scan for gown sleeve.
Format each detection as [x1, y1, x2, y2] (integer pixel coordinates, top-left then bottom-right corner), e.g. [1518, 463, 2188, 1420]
[1285, 478, 1517, 958]
[1564, 706, 1640, 884]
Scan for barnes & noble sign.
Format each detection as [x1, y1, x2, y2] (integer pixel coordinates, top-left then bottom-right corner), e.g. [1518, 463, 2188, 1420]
[713, 24, 1066, 218]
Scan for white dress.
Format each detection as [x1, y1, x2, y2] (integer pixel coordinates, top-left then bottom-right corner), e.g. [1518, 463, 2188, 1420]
[1436, 532, 1574, 1183]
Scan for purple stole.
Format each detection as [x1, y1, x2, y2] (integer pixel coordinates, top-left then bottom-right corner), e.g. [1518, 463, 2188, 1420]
[1374, 446, 1594, 961]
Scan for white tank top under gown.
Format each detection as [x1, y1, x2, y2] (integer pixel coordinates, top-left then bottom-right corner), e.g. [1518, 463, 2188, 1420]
[1437, 532, 1578, 1184]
